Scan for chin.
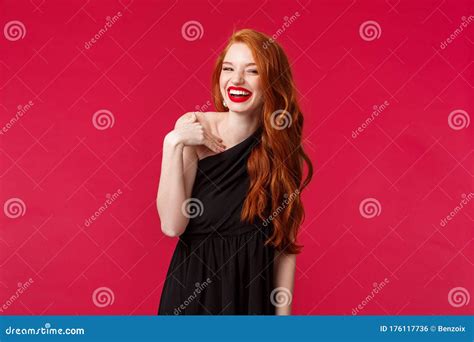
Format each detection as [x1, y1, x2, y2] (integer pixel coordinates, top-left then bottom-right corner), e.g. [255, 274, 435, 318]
[227, 100, 260, 113]
[229, 106, 254, 114]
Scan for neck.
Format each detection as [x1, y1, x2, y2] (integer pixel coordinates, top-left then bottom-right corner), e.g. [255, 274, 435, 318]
[221, 109, 260, 140]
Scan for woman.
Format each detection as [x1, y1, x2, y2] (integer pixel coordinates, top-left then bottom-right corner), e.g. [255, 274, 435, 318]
[156, 29, 313, 315]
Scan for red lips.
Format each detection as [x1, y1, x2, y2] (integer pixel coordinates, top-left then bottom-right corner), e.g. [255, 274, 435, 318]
[227, 86, 252, 103]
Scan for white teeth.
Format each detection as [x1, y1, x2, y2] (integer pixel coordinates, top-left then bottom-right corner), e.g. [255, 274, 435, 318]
[229, 89, 250, 96]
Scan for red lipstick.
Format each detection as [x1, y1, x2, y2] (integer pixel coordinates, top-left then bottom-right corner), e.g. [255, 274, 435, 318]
[227, 86, 252, 103]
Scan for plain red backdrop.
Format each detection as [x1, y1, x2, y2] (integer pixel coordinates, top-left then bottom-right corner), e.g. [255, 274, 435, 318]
[1, 0, 473, 315]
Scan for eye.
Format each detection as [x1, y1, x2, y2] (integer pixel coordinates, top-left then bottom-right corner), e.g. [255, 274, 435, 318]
[247, 69, 258, 75]
[222, 67, 233, 71]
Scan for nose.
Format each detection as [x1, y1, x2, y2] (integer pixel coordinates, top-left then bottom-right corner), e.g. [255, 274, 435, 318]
[231, 70, 244, 85]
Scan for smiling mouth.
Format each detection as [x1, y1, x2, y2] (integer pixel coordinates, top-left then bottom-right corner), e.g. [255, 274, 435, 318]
[227, 86, 252, 103]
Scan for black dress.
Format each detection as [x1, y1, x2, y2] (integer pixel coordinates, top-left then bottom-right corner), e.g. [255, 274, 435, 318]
[158, 128, 276, 315]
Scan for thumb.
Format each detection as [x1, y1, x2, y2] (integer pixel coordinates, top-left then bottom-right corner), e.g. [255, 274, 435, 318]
[188, 112, 197, 122]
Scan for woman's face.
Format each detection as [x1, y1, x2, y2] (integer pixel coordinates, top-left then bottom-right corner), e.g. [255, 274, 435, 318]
[220, 43, 264, 113]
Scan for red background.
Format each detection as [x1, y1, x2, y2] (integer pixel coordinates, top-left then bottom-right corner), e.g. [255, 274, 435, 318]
[1, 0, 473, 315]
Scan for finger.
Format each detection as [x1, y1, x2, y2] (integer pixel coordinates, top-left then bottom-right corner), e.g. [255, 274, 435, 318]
[203, 131, 223, 145]
[205, 139, 223, 153]
[209, 132, 223, 142]
[204, 132, 226, 149]
[203, 140, 220, 153]
[204, 135, 225, 152]
[201, 127, 222, 141]
[191, 122, 203, 134]
[188, 112, 197, 122]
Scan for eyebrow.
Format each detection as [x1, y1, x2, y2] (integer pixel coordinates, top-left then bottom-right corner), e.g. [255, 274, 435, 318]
[222, 61, 257, 67]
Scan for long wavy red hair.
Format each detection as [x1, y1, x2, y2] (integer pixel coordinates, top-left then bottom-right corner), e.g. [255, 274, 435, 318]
[211, 29, 313, 254]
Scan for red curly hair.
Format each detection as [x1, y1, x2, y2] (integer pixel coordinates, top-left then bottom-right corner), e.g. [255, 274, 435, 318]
[211, 29, 313, 254]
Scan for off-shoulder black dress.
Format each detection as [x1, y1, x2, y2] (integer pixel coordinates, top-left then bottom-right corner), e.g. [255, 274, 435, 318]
[158, 128, 276, 315]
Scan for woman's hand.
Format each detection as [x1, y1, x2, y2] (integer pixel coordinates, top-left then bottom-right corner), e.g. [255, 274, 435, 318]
[166, 112, 226, 153]
[274, 253, 296, 316]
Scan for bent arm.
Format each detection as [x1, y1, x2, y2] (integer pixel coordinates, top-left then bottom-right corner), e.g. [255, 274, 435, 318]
[273, 252, 296, 315]
[156, 132, 198, 237]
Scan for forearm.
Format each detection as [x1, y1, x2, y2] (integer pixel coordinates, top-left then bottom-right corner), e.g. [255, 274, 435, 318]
[156, 132, 188, 236]
[273, 252, 296, 315]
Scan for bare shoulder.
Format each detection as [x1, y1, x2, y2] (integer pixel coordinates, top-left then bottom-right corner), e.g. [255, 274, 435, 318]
[194, 112, 227, 160]
[174, 111, 215, 126]
[198, 111, 227, 129]
[174, 112, 195, 129]
[175, 111, 226, 130]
